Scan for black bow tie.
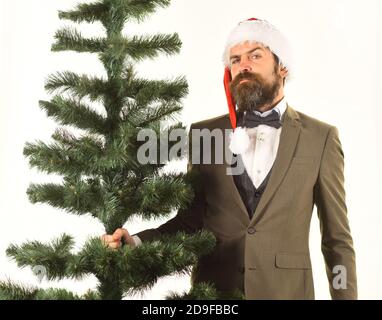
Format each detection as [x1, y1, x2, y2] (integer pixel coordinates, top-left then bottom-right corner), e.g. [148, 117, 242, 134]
[239, 109, 282, 129]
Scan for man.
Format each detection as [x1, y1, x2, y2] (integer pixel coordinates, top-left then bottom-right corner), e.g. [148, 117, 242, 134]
[102, 18, 357, 299]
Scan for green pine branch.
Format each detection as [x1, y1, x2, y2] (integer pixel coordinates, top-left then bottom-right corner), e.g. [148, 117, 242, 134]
[93, 191, 127, 231]
[112, 120, 188, 174]
[0, 280, 100, 300]
[166, 282, 218, 300]
[120, 230, 216, 294]
[52, 28, 181, 61]
[52, 27, 106, 53]
[5, 229, 216, 299]
[24, 133, 141, 176]
[135, 173, 194, 219]
[39, 96, 107, 134]
[58, 1, 108, 24]
[45, 71, 108, 102]
[126, 76, 188, 106]
[0, 281, 37, 300]
[160, 122, 188, 162]
[126, 101, 182, 128]
[6, 235, 81, 281]
[117, 33, 182, 60]
[58, 0, 172, 25]
[24, 138, 103, 176]
[5, 231, 215, 292]
[26, 178, 104, 217]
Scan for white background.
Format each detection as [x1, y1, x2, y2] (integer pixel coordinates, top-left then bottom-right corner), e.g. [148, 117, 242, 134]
[1, 0, 381, 299]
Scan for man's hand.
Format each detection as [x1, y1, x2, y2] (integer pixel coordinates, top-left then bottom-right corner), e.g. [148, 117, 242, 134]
[100, 228, 136, 249]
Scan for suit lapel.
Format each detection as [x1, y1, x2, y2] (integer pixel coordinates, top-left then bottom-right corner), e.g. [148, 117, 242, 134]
[218, 116, 251, 224]
[250, 104, 301, 224]
[226, 153, 251, 225]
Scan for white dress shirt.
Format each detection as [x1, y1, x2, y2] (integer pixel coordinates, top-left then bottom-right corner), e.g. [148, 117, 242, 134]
[240, 97, 287, 188]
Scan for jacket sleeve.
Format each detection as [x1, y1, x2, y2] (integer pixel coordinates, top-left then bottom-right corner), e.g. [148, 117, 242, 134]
[313, 126, 357, 299]
[133, 123, 206, 242]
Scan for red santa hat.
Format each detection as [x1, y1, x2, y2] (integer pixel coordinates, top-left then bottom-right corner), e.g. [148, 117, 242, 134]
[223, 18, 293, 130]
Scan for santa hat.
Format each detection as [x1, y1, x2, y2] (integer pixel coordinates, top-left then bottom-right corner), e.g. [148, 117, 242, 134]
[223, 18, 293, 130]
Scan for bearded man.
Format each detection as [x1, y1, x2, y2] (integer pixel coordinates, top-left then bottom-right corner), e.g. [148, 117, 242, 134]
[102, 18, 357, 300]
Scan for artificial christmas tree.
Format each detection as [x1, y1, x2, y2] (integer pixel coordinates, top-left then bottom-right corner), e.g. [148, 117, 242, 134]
[0, 0, 219, 300]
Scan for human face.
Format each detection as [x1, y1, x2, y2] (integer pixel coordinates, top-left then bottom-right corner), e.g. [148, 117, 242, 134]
[229, 41, 278, 80]
[228, 41, 287, 112]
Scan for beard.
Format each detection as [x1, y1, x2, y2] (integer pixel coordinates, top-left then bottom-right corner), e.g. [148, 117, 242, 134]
[229, 70, 282, 113]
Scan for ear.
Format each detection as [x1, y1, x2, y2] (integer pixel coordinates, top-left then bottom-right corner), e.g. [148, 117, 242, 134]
[280, 65, 289, 78]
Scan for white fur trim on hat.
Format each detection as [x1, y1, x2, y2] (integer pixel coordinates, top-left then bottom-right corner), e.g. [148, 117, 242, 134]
[222, 19, 294, 79]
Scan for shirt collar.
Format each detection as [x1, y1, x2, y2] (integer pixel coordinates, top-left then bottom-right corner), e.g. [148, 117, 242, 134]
[253, 96, 287, 118]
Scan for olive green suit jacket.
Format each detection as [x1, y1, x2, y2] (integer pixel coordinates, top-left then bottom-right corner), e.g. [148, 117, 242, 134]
[136, 104, 357, 300]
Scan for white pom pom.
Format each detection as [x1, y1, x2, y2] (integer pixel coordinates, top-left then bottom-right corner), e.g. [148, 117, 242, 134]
[229, 127, 250, 155]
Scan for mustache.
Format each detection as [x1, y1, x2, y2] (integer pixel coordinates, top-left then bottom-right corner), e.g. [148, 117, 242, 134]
[231, 72, 262, 87]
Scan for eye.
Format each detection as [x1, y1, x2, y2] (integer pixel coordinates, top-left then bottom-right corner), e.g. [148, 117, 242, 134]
[250, 53, 261, 60]
[231, 58, 239, 64]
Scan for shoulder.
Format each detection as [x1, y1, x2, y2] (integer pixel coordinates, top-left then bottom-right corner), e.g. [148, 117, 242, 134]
[290, 105, 338, 138]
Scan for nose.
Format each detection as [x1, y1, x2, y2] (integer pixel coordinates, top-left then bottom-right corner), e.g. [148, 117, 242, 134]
[239, 64, 252, 73]
[238, 56, 252, 74]
[239, 66, 252, 74]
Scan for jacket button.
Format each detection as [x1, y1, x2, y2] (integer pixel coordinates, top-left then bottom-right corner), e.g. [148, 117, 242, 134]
[255, 191, 261, 197]
[247, 227, 256, 234]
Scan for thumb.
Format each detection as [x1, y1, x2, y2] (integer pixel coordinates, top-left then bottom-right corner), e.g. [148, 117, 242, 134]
[112, 228, 129, 242]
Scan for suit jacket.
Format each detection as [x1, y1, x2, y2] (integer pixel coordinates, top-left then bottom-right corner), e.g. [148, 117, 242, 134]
[136, 104, 357, 300]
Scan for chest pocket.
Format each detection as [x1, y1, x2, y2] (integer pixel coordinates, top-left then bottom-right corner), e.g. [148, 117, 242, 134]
[286, 156, 318, 191]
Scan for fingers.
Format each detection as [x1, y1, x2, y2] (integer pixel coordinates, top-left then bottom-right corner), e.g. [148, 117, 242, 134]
[108, 241, 121, 249]
[101, 228, 134, 250]
[100, 234, 121, 249]
[100, 234, 114, 244]
[113, 228, 130, 242]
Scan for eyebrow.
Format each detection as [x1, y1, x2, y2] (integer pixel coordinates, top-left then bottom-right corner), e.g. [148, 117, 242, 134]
[229, 47, 265, 61]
